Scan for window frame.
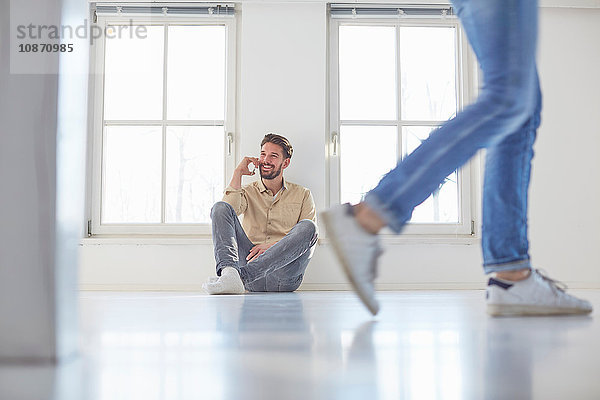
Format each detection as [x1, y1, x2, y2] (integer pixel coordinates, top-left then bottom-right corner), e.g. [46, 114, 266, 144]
[328, 15, 479, 236]
[89, 13, 237, 236]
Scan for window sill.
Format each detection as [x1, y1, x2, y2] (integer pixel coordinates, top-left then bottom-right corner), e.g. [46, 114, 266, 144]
[318, 234, 478, 246]
[81, 234, 478, 246]
[81, 236, 214, 246]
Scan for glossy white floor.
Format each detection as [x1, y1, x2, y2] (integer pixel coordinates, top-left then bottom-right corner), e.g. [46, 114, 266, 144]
[1, 290, 599, 400]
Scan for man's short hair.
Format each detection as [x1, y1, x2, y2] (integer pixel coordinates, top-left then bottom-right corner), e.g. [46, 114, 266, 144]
[261, 133, 293, 159]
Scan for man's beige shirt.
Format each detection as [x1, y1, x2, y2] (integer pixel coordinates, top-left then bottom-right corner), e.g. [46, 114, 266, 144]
[222, 178, 316, 245]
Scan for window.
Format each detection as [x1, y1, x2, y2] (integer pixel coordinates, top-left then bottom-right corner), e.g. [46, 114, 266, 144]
[90, 4, 236, 235]
[329, 5, 477, 235]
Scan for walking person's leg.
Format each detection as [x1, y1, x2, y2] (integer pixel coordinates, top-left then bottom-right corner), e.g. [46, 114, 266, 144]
[241, 219, 318, 292]
[481, 80, 590, 315]
[481, 75, 541, 276]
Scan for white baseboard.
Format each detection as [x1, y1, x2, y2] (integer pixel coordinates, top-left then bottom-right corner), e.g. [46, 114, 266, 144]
[78, 281, 600, 291]
[78, 282, 487, 291]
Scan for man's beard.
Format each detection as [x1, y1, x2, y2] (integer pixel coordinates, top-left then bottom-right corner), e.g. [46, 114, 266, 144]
[259, 163, 282, 180]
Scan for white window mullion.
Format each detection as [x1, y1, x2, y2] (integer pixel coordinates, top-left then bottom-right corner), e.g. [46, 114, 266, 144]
[161, 125, 167, 224]
[338, 120, 446, 126]
[90, 17, 108, 235]
[161, 23, 169, 224]
[396, 24, 403, 167]
[103, 120, 162, 126]
[329, 19, 342, 206]
[224, 19, 237, 194]
[103, 120, 226, 126]
[400, 120, 446, 127]
[339, 120, 397, 126]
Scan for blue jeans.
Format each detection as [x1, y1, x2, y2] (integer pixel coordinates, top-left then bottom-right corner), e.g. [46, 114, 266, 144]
[211, 202, 318, 292]
[364, 0, 541, 274]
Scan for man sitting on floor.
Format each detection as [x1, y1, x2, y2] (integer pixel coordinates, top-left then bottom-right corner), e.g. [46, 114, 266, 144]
[203, 133, 318, 294]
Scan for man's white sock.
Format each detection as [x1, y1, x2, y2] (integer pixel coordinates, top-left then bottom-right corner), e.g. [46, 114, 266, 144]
[203, 267, 245, 295]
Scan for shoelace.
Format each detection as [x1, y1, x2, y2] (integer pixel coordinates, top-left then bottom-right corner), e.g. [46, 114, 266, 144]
[535, 268, 568, 293]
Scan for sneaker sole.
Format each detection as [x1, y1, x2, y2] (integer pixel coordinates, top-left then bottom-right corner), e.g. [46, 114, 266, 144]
[487, 304, 592, 317]
[322, 211, 379, 316]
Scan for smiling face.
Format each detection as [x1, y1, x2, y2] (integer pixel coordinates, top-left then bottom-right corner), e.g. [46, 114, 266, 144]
[259, 142, 290, 180]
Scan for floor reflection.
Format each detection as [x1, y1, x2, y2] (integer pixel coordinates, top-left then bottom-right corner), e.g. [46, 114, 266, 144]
[236, 293, 311, 350]
[0, 357, 83, 400]
[0, 291, 598, 400]
[482, 316, 594, 399]
[343, 321, 379, 400]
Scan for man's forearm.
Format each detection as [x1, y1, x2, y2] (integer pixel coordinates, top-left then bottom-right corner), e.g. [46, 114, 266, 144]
[229, 170, 243, 190]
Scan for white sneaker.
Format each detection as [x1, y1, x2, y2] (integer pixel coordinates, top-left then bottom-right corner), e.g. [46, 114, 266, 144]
[321, 203, 381, 315]
[203, 267, 245, 295]
[486, 269, 593, 316]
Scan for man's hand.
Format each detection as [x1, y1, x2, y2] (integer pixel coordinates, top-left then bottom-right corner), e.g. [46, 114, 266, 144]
[229, 156, 260, 189]
[236, 157, 259, 176]
[247, 242, 275, 262]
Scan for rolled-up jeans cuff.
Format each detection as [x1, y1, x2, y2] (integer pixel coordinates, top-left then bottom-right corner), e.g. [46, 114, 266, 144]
[483, 258, 531, 275]
[363, 192, 407, 233]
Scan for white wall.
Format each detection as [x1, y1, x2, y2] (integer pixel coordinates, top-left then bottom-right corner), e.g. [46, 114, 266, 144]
[80, 4, 600, 290]
[530, 7, 600, 285]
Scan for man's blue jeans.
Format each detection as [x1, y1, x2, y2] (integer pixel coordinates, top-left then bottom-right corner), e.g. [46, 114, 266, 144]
[364, 0, 541, 274]
[211, 202, 318, 291]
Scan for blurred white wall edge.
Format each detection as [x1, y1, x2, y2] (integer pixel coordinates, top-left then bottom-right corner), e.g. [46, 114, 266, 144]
[55, 0, 89, 362]
[0, 0, 88, 362]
